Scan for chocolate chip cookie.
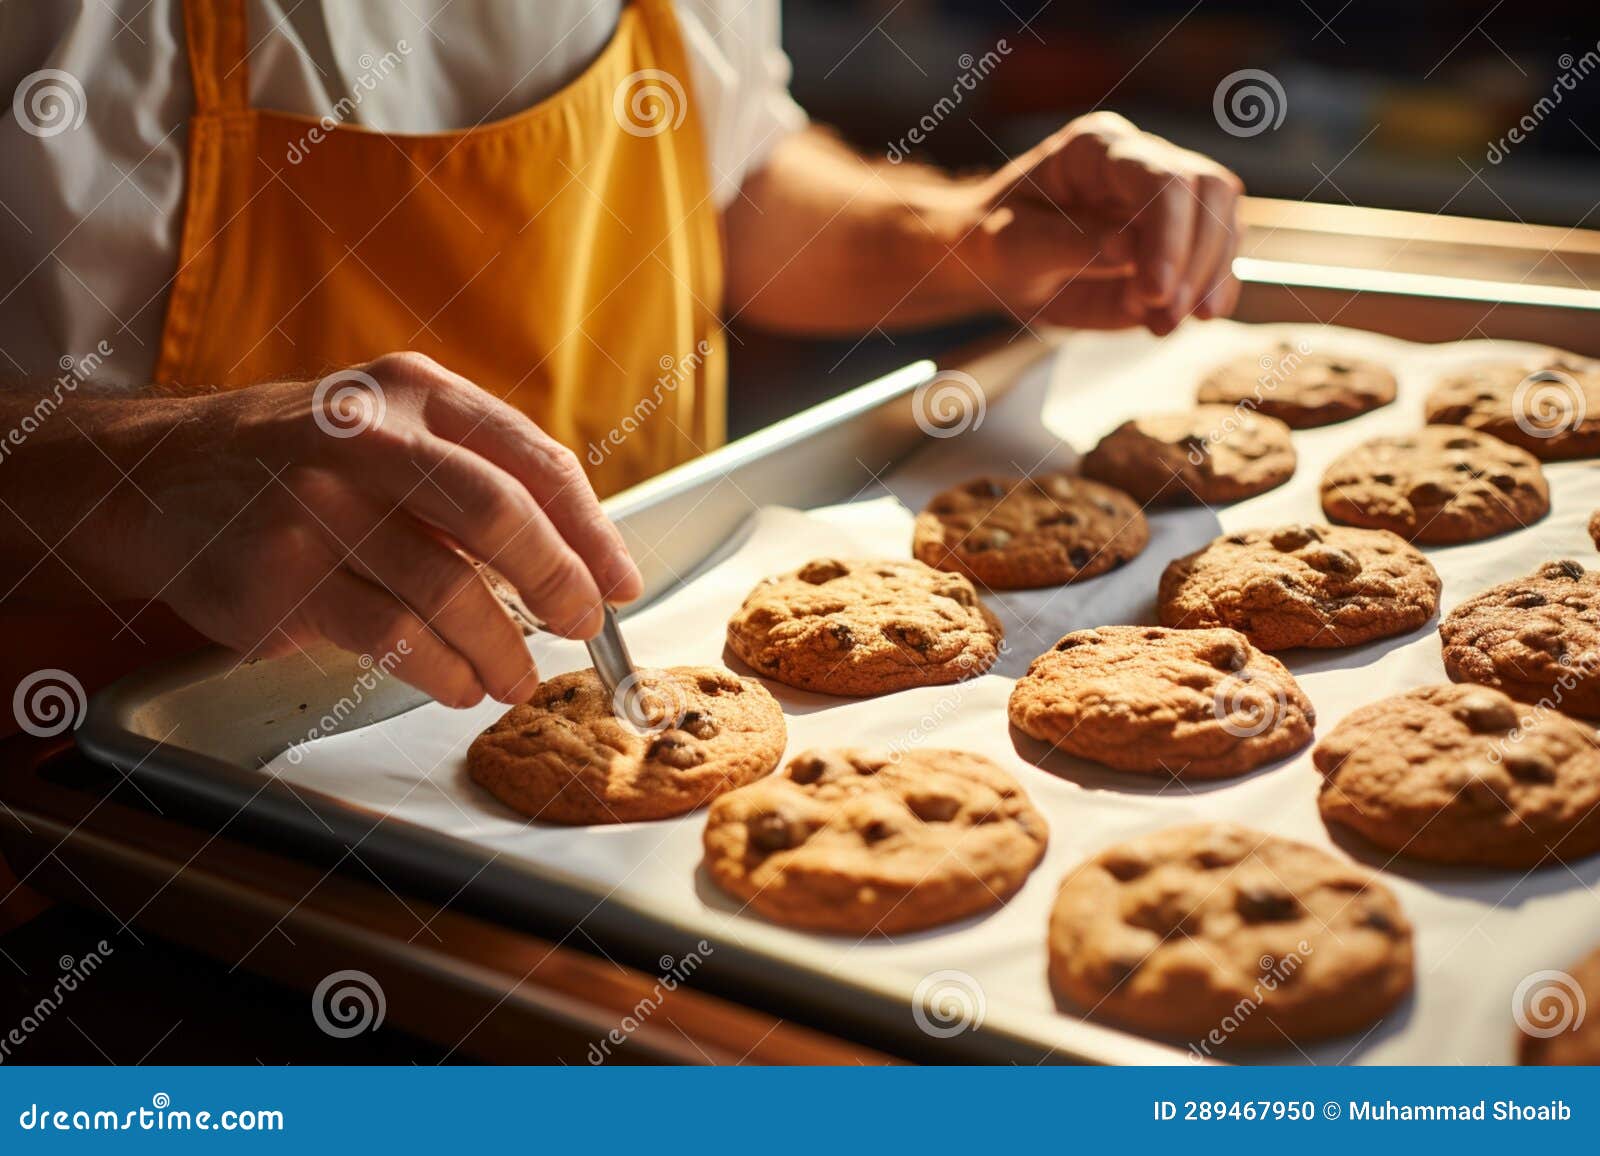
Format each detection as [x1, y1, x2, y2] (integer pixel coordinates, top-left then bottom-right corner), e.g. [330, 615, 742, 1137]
[1048, 823, 1414, 1045]
[468, 667, 785, 824]
[1158, 524, 1441, 650]
[1590, 510, 1600, 551]
[1425, 352, 1600, 460]
[912, 472, 1149, 590]
[1081, 406, 1296, 505]
[1519, 946, 1600, 1065]
[725, 558, 1002, 696]
[1197, 345, 1397, 428]
[1009, 626, 1315, 779]
[1320, 426, 1549, 544]
[1315, 684, 1600, 868]
[1439, 561, 1600, 719]
[703, 748, 1048, 934]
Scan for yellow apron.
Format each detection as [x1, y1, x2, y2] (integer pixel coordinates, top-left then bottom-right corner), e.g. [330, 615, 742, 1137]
[159, 0, 726, 497]
[1, 0, 726, 742]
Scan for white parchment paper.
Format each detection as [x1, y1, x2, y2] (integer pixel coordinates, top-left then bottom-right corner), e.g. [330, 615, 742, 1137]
[268, 320, 1600, 1065]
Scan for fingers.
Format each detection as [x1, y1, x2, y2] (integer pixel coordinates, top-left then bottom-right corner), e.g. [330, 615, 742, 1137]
[341, 421, 607, 640]
[308, 476, 539, 704]
[299, 569, 486, 709]
[985, 201, 1135, 311]
[376, 353, 644, 606]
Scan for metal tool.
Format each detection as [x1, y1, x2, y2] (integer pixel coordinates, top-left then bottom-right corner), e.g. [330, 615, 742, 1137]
[584, 603, 640, 704]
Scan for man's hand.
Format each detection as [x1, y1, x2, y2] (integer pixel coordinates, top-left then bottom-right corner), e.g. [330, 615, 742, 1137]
[8, 353, 641, 708]
[958, 112, 1245, 335]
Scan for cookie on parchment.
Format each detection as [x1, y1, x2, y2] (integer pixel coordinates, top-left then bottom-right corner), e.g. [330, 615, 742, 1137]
[1439, 560, 1600, 719]
[1519, 946, 1600, 1065]
[468, 667, 785, 824]
[1197, 345, 1397, 428]
[1590, 510, 1600, 551]
[703, 748, 1048, 935]
[1157, 524, 1441, 650]
[1319, 425, 1549, 544]
[1008, 626, 1314, 779]
[1424, 352, 1600, 460]
[1080, 406, 1296, 506]
[1047, 823, 1414, 1045]
[725, 558, 1001, 697]
[912, 472, 1149, 590]
[1315, 684, 1600, 868]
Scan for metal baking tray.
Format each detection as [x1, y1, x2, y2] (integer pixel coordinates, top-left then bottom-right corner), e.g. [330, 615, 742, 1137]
[76, 245, 1600, 1065]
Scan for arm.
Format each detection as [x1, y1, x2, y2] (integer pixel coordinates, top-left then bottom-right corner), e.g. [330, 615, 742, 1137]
[723, 114, 1243, 337]
[0, 354, 641, 708]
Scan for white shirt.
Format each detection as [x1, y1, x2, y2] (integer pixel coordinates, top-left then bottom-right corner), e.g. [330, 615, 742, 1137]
[0, 1, 806, 388]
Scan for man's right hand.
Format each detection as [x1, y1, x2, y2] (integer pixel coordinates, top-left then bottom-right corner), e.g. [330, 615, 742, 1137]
[8, 352, 642, 708]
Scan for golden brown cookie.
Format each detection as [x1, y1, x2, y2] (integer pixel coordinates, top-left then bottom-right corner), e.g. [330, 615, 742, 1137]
[1518, 947, 1600, 1065]
[1048, 823, 1414, 1045]
[725, 558, 1001, 696]
[1158, 524, 1441, 651]
[1316, 684, 1600, 868]
[703, 748, 1048, 935]
[1425, 351, 1600, 460]
[1439, 560, 1600, 719]
[1320, 426, 1549, 544]
[1081, 406, 1296, 505]
[1008, 626, 1314, 779]
[1590, 510, 1600, 551]
[912, 472, 1149, 590]
[1197, 345, 1397, 428]
[468, 667, 785, 824]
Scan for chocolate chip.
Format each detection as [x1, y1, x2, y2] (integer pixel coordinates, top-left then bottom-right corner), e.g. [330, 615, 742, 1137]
[1371, 472, 1397, 485]
[749, 812, 799, 852]
[1361, 907, 1398, 934]
[1407, 480, 1453, 506]
[1068, 546, 1092, 568]
[696, 673, 739, 695]
[798, 558, 849, 585]
[824, 622, 855, 650]
[1101, 850, 1150, 881]
[1508, 590, 1547, 608]
[1301, 544, 1362, 577]
[907, 793, 961, 823]
[788, 756, 829, 784]
[677, 710, 719, 740]
[1038, 511, 1079, 527]
[1452, 691, 1518, 735]
[1269, 525, 1321, 552]
[887, 624, 932, 652]
[860, 818, 896, 844]
[1548, 560, 1588, 581]
[1095, 499, 1119, 516]
[647, 735, 705, 769]
[1505, 750, 1557, 784]
[1235, 886, 1301, 922]
[1443, 437, 1477, 450]
[972, 529, 1012, 552]
[1054, 635, 1083, 652]
[561, 686, 579, 703]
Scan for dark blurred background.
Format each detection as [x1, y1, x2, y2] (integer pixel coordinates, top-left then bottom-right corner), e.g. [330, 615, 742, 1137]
[783, 0, 1600, 225]
[729, 1, 1600, 433]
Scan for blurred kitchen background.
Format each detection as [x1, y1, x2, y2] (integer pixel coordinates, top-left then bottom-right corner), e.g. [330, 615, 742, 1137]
[730, 0, 1600, 433]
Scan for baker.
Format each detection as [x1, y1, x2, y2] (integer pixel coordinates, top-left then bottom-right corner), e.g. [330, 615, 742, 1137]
[0, 1, 1242, 717]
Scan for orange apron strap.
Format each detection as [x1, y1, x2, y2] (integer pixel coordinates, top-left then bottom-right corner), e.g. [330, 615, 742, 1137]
[182, 0, 251, 114]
